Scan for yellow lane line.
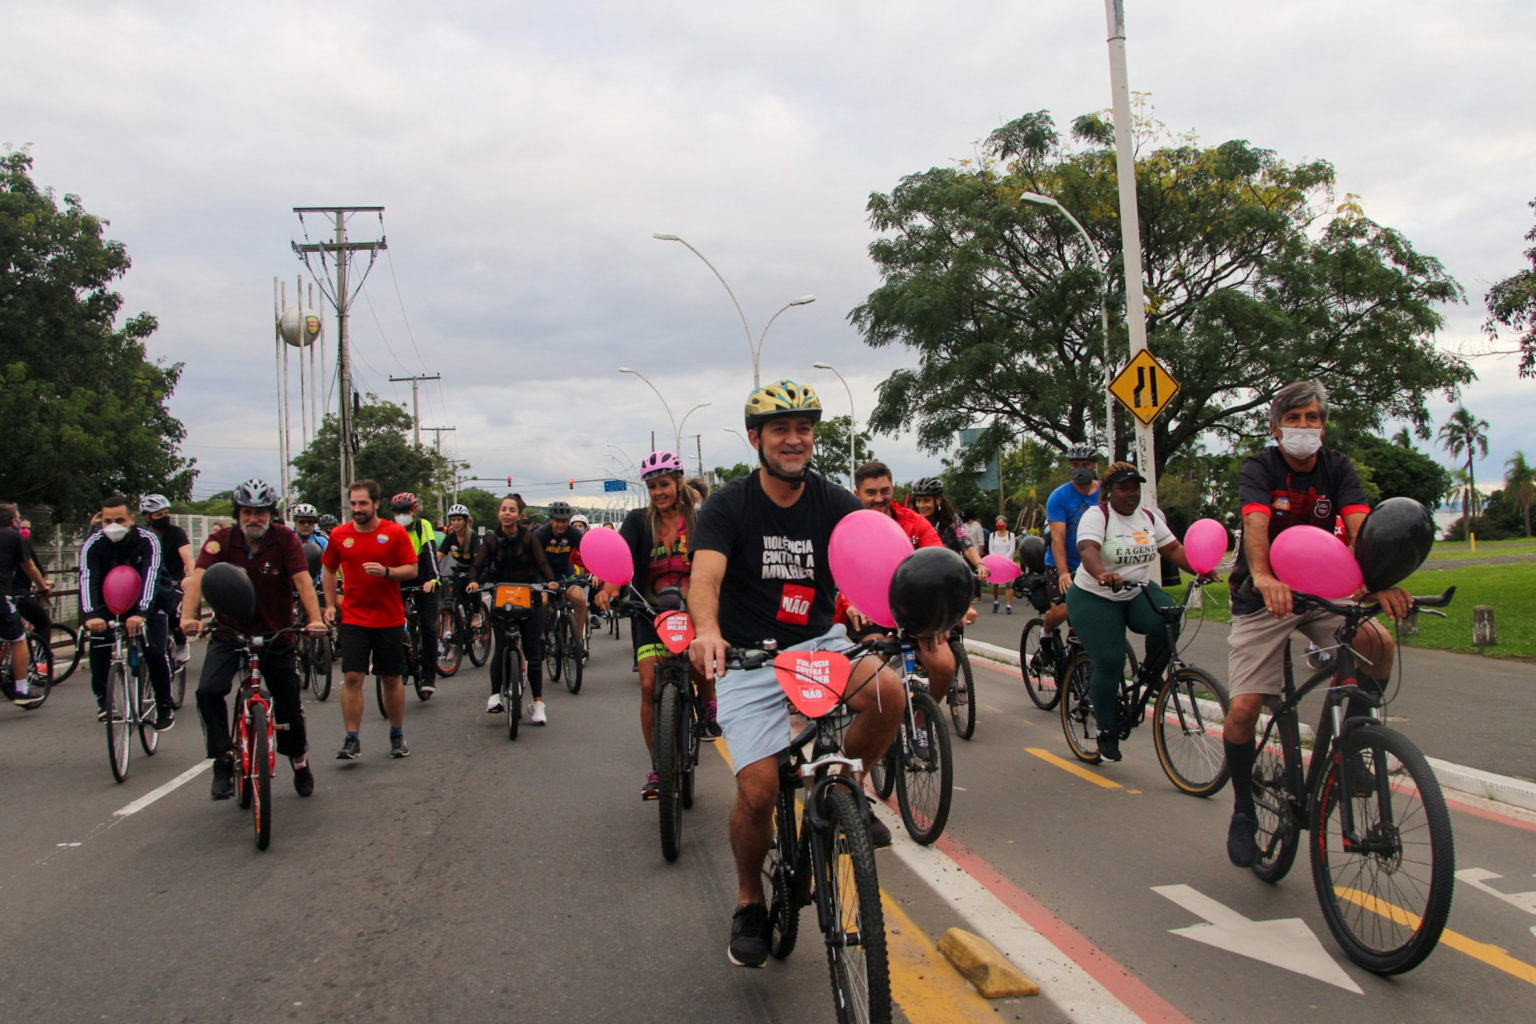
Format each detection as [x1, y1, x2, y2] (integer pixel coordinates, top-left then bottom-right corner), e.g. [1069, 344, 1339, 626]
[1025, 747, 1125, 790]
[1335, 887, 1536, 986]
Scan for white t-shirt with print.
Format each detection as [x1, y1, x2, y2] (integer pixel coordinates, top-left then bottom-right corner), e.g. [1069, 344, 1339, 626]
[1072, 503, 1175, 601]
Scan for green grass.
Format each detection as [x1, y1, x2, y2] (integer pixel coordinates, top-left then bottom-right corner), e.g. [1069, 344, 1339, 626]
[1167, 562, 1536, 661]
[1424, 537, 1536, 562]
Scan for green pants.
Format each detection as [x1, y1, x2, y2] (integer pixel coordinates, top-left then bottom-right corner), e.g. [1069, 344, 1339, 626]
[1064, 583, 1177, 735]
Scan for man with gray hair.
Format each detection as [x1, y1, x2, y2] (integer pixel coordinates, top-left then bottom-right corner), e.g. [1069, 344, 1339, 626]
[1222, 380, 1411, 867]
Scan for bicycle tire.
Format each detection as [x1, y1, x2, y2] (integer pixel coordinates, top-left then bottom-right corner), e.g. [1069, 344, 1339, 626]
[375, 672, 388, 718]
[868, 749, 895, 800]
[656, 683, 685, 862]
[311, 634, 333, 701]
[170, 657, 186, 710]
[250, 703, 272, 851]
[20, 632, 53, 708]
[1309, 723, 1454, 974]
[1251, 714, 1300, 883]
[408, 624, 428, 702]
[234, 690, 252, 809]
[503, 644, 523, 741]
[1152, 668, 1229, 797]
[1019, 618, 1060, 711]
[947, 636, 976, 740]
[1059, 653, 1101, 764]
[562, 615, 582, 694]
[106, 661, 131, 783]
[764, 787, 801, 959]
[137, 657, 158, 756]
[468, 605, 491, 667]
[435, 607, 462, 677]
[543, 618, 562, 683]
[821, 787, 891, 1024]
[893, 691, 952, 846]
[680, 682, 698, 809]
[49, 623, 81, 683]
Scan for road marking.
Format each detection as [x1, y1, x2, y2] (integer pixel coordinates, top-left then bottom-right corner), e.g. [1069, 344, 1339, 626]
[113, 760, 211, 819]
[883, 895, 1002, 1021]
[1334, 886, 1536, 987]
[1153, 884, 1361, 993]
[1456, 868, 1536, 916]
[1025, 747, 1123, 790]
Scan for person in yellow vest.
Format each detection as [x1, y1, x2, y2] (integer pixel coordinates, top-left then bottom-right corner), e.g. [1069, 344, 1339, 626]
[389, 492, 441, 696]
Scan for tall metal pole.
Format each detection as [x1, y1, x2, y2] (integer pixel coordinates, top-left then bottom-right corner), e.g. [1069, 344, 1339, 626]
[677, 402, 711, 455]
[335, 216, 352, 510]
[1104, 0, 1157, 505]
[273, 279, 287, 500]
[812, 362, 856, 485]
[620, 367, 678, 452]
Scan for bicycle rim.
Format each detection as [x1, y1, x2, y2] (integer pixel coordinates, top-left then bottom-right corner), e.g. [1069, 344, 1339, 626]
[544, 621, 562, 682]
[1058, 654, 1101, 763]
[763, 789, 801, 959]
[1309, 724, 1454, 974]
[469, 609, 491, 666]
[23, 633, 52, 707]
[1251, 734, 1299, 883]
[656, 684, 684, 862]
[137, 662, 158, 755]
[106, 662, 131, 783]
[50, 624, 81, 683]
[436, 608, 462, 677]
[868, 748, 895, 800]
[171, 658, 186, 709]
[562, 618, 582, 694]
[504, 647, 522, 740]
[821, 787, 891, 1024]
[251, 704, 272, 850]
[1019, 617, 1059, 710]
[1152, 669, 1229, 797]
[947, 637, 975, 739]
[312, 636, 333, 701]
[894, 692, 952, 845]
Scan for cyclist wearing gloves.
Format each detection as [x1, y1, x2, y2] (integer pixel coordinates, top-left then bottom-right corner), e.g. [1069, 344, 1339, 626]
[534, 500, 591, 649]
[687, 379, 904, 969]
[467, 494, 555, 724]
[390, 492, 441, 697]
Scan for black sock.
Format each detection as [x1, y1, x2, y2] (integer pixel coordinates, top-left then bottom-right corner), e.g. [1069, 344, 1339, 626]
[1226, 739, 1257, 817]
[1345, 674, 1388, 722]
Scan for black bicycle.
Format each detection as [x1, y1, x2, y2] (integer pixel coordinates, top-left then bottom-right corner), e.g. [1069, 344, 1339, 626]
[1245, 584, 1456, 974]
[374, 589, 432, 717]
[1059, 579, 1230, 797]
[542, 576, 587, 695]
[945, 629, 976, 740]
[487, 582, 554, 740]
[866, 635, 953, 845]
[293, 595, 334, 702]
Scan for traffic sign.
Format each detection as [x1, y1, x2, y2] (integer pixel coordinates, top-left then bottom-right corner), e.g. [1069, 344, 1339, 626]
[1108, 350, 1180, 426]
[603, 479, 627, 493]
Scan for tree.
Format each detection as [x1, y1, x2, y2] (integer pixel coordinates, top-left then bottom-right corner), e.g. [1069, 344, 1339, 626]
[1504, 450, 1534, 537]
[171, 492, 235, 518]
[0, 147, 194, 519]
[851, 108, 1472, 473]
[1436, 406, 1489, 522]
[1329, 429, 1450, 510]
[290, 395, 451, 513]
[1483, 197, 1536, 378]
[712, 462, 753, 486]
[454, 487, 503, 526]
[807, 414, 877, 488]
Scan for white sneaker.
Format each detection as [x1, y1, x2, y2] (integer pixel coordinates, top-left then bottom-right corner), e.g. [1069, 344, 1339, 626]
[485, 692, 504, 714]
[530, 700, 548, 725]
[420, 683, 436, 696]
[174, 644, 190, 664]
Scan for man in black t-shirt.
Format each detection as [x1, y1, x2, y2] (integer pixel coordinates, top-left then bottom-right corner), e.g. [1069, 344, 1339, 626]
[1222, 381, 1411, 869]
[689, 379, 903, 970]
[140, 495, 194, 662]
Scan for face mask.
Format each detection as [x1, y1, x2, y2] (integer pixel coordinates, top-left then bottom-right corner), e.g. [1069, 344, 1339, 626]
[1070, 467, 1097, 487]
[102, 523, 131, 543]
[1278, 427, 1323, 459]
[148, 516, 168, 531]
[394, 514, 414, 527]
[18, 528, 30, 539]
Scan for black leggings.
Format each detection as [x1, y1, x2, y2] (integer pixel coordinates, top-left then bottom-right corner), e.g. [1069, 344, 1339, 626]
[196, 634, 307, 759]
[490, 613, 542, 699]
[88, 608, 172, 709]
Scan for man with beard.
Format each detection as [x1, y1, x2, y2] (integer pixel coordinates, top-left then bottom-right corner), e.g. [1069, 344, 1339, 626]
[79, 494, 175, 728]
[181, 479, 325, 799]
[139, 494, 195, 663]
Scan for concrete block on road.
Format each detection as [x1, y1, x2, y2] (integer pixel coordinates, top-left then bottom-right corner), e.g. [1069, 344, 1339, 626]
[938, 927, 1039, 999]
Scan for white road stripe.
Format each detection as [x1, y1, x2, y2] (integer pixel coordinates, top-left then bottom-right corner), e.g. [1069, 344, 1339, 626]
[113, 760, 211, 819]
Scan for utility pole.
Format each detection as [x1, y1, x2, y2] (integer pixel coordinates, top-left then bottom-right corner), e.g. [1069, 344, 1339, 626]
[293, 206, 386, 514]
[422, 425, 456, 523]
[390, 373, 441, 447]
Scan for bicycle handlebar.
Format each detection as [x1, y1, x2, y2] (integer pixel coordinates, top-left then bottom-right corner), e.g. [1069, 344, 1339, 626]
[1235, 579, 1456, 618]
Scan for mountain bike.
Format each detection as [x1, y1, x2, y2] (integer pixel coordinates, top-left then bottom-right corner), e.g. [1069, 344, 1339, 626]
[214, 624, 306, 851]
[100, 619, 159, 783]
[488, 583, 552, 741]
[729, 645, 891, 1024]
[447, 578, 492, 668]
[945, 629, 975, 740]
[375, 589, 431, 717]
[1059, 579, 1229, 796]
[542, 577, 586, 695]
[0, 630, 51, 709]
[1243, 584, 1456, 974]
[298, 620, 335, 702]
[866, 636, 953, 845]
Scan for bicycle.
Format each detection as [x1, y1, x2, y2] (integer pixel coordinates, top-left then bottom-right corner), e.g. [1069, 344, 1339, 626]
[487, 582, 554, 740]
[0, 629, 51, 709]
[374, 589, 432, 717]
[542, 575, 587, 695]
[1243, 584, 1456, 974]
[48, 620, 84, 684]
[866, 635, 953, 845]
[445, 577, 492, 669]
[298, 621, 335, 702]
[727, 644, 891, 1024]
[214, 624, 306, 851]
[1059, 579, 1230, 796]
[945, 628, 975, 740]
[98, 618, 159, 783]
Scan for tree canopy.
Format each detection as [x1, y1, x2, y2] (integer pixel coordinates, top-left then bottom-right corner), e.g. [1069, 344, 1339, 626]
[850, 109, 1472, 474]
[1483, 197, 1536, 378]
[807, 414, 877, 489]
[290, 395, 452, 514]
[0, 147, 193, 520]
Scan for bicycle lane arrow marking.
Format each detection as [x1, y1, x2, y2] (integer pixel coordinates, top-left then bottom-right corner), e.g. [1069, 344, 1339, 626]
[1151, 885, 1362, 994]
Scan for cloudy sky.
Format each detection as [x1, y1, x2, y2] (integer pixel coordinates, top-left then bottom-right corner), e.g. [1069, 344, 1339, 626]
[6, 0, 1533, 510]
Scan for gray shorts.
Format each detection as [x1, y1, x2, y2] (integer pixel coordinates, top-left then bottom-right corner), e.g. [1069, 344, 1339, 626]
[1226, 607, 1347, 698]
[717, 624, 856, 774]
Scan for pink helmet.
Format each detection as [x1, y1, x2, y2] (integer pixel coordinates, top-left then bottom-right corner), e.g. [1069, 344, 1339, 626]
[640, 450, 684, 479]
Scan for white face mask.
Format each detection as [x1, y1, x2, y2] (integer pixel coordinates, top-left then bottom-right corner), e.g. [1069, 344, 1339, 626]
[1278, 427, 1323, 459]
[102, 522, 131, 543]
[394, 514, 414, 527]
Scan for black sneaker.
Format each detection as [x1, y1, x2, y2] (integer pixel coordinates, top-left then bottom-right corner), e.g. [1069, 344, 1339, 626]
[154, 706, 175, 731]
[390, 734, 410, 758]
[210, 753, 235, 800]
[1344, 752, 1375, 795]
[867, 814, 893, 849]
[1227, 812, 1259, 868]
[1096, 730, 1122, 762]
[293, 762, 315, 797]
[727, 903, 770, 968]
[336, 735, 361, 760]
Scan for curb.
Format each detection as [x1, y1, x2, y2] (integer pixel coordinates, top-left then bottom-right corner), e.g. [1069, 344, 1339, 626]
[963, 638, 1536, 815]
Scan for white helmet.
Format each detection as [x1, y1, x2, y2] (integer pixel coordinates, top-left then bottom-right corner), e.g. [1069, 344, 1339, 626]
[570, 513, 589, 527]
[447, 503, 471, 518]
[139, 493, 172, 514]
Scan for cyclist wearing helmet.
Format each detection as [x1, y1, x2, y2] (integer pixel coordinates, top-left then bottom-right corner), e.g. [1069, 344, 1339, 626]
[688, 379, 904, 968]
[438, 503, 482, 629]
[467, 494, 557, 724]
[908, 477, 987, 576]
[290, 502, 328, 589]
[1042, 443, 1102, 641]
[390, 492, 441, 698]
[534, 500, 591, 647]
[141, 493, 195, 662]
[182, 478, 326, 798]
[0, 503, 46, 702]
[318, 513, 339, 533]
[596, 450, 719, 800]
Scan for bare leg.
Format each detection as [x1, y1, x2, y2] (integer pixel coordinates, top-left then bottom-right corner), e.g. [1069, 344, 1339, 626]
[731, 757, 779, 905]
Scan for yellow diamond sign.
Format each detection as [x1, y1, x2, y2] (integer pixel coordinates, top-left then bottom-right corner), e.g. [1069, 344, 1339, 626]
[1109, 350, 1180, 427]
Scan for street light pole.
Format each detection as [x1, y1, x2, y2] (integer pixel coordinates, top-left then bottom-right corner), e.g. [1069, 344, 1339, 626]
[1019, 192, 1116, 460]
[811, 361, 856, 485]
[676, 401, 711, 454]
[619, 367, 677, 454]
[652, 233, 815, 386]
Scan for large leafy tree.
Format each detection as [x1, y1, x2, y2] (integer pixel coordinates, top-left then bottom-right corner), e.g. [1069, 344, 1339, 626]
[807, 414, 876, 488]
[1436, 406, 1489, 521]
[1483, 197, 1536, 377]
[1504, 450, 1534, 537]
[290, 396, 451, 513]
[0, 148, 193, 520]
[851, 110, 1472, 473]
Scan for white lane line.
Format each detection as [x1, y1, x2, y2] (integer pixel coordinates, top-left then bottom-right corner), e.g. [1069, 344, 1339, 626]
[113, 760, 211, 819]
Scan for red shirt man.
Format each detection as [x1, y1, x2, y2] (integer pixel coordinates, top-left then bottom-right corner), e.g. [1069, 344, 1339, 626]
[322, 519, 415, 628]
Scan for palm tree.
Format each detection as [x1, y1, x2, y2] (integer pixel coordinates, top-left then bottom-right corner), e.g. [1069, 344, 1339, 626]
[1506, 450, 1535, 537]
[1391, 427, 1413, 448]
[1437, 406, 1490, 522]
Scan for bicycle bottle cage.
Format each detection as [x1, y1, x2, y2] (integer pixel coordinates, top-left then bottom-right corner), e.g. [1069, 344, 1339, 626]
[655, 610, 694, 654]
[774, 650, 851, 719]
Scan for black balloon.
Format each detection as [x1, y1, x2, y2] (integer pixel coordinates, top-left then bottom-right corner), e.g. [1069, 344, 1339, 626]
[888, 547, 974, 636]
[303, 540, 323, 578]
[1354, 496, 1435, 592]
[1017, 534, 1047, 573]
[202, 562, 256, 623]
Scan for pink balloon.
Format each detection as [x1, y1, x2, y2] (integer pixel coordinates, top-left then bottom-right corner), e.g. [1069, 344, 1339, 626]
[981, 553, 1020, 584]
[579, 527, 633, 586]
[103, 565, 143, 617]
[829, 510, 912, 628]
[1183, 518, 1229, 574]
[1269, 525, 1363, 599]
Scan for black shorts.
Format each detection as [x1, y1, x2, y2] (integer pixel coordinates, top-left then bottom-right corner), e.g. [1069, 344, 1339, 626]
[339, 622, 406, 676]
[1044, 572, 1068, 606]
[0, 596, 23, 643]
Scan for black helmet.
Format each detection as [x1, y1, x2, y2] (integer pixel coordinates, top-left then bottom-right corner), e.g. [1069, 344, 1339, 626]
[232, 479, 279, 510]
[910, 477, 943, 498]
[318, 513, 338, 529]
[202, 562, 256, 623]
[887, 547, 973, 637]
[302, 541, 324, 578]
[1066, 443, 1100, 462]
[548, 500, 572, 520]
[1354, 497, 1435, 592]
[1018, 534, 1047, 573]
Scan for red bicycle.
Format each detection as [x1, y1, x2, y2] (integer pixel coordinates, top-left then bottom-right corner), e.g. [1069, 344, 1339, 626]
[213, 624, 306, 850]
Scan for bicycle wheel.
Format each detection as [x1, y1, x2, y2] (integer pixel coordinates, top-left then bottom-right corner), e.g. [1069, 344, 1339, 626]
[21, 633, 53, 708]
[947, 636, 975, 740]
[763, 787, 801, 959]
[137, 659, 158, 756]
[655, 683, 685, 862]
[234, 693, 252, 809]
[105, 661, 131, 783]
[562, 616, 582, 694]
[1309, 724, 1454, 974]
[408, 629, 428, 701]
[1153, 668, 1229, 797]
[250, 703, 272, 851]
[468, 605, 491, 666]
[311, 634, 333, 701]
[170, 657, 186, 709]
[821, 787, 891, 1024]
[1019, 618, 1060, 711]
[1251, 716, 1300, 883]
[375, 673, 388, 718]
[503, 645, 523, 741]
[893, 692, 952, 846]
[868, 748, 895, 800]
[435, 607, 462, 677]
[543, 620, 562, 684]
[49, 623, 81, 683]
[680, 686, 698, 809]
[1059, 653, 1101, 764]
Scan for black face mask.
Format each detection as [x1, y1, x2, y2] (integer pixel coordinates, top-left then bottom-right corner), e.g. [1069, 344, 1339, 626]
[1070, 467, 1097, 488]
[148, 516, 170, 531]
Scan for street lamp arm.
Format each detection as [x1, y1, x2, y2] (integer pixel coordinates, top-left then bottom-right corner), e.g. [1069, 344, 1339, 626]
[653, 233, 754, 374]
[619, 367, 678, 450]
